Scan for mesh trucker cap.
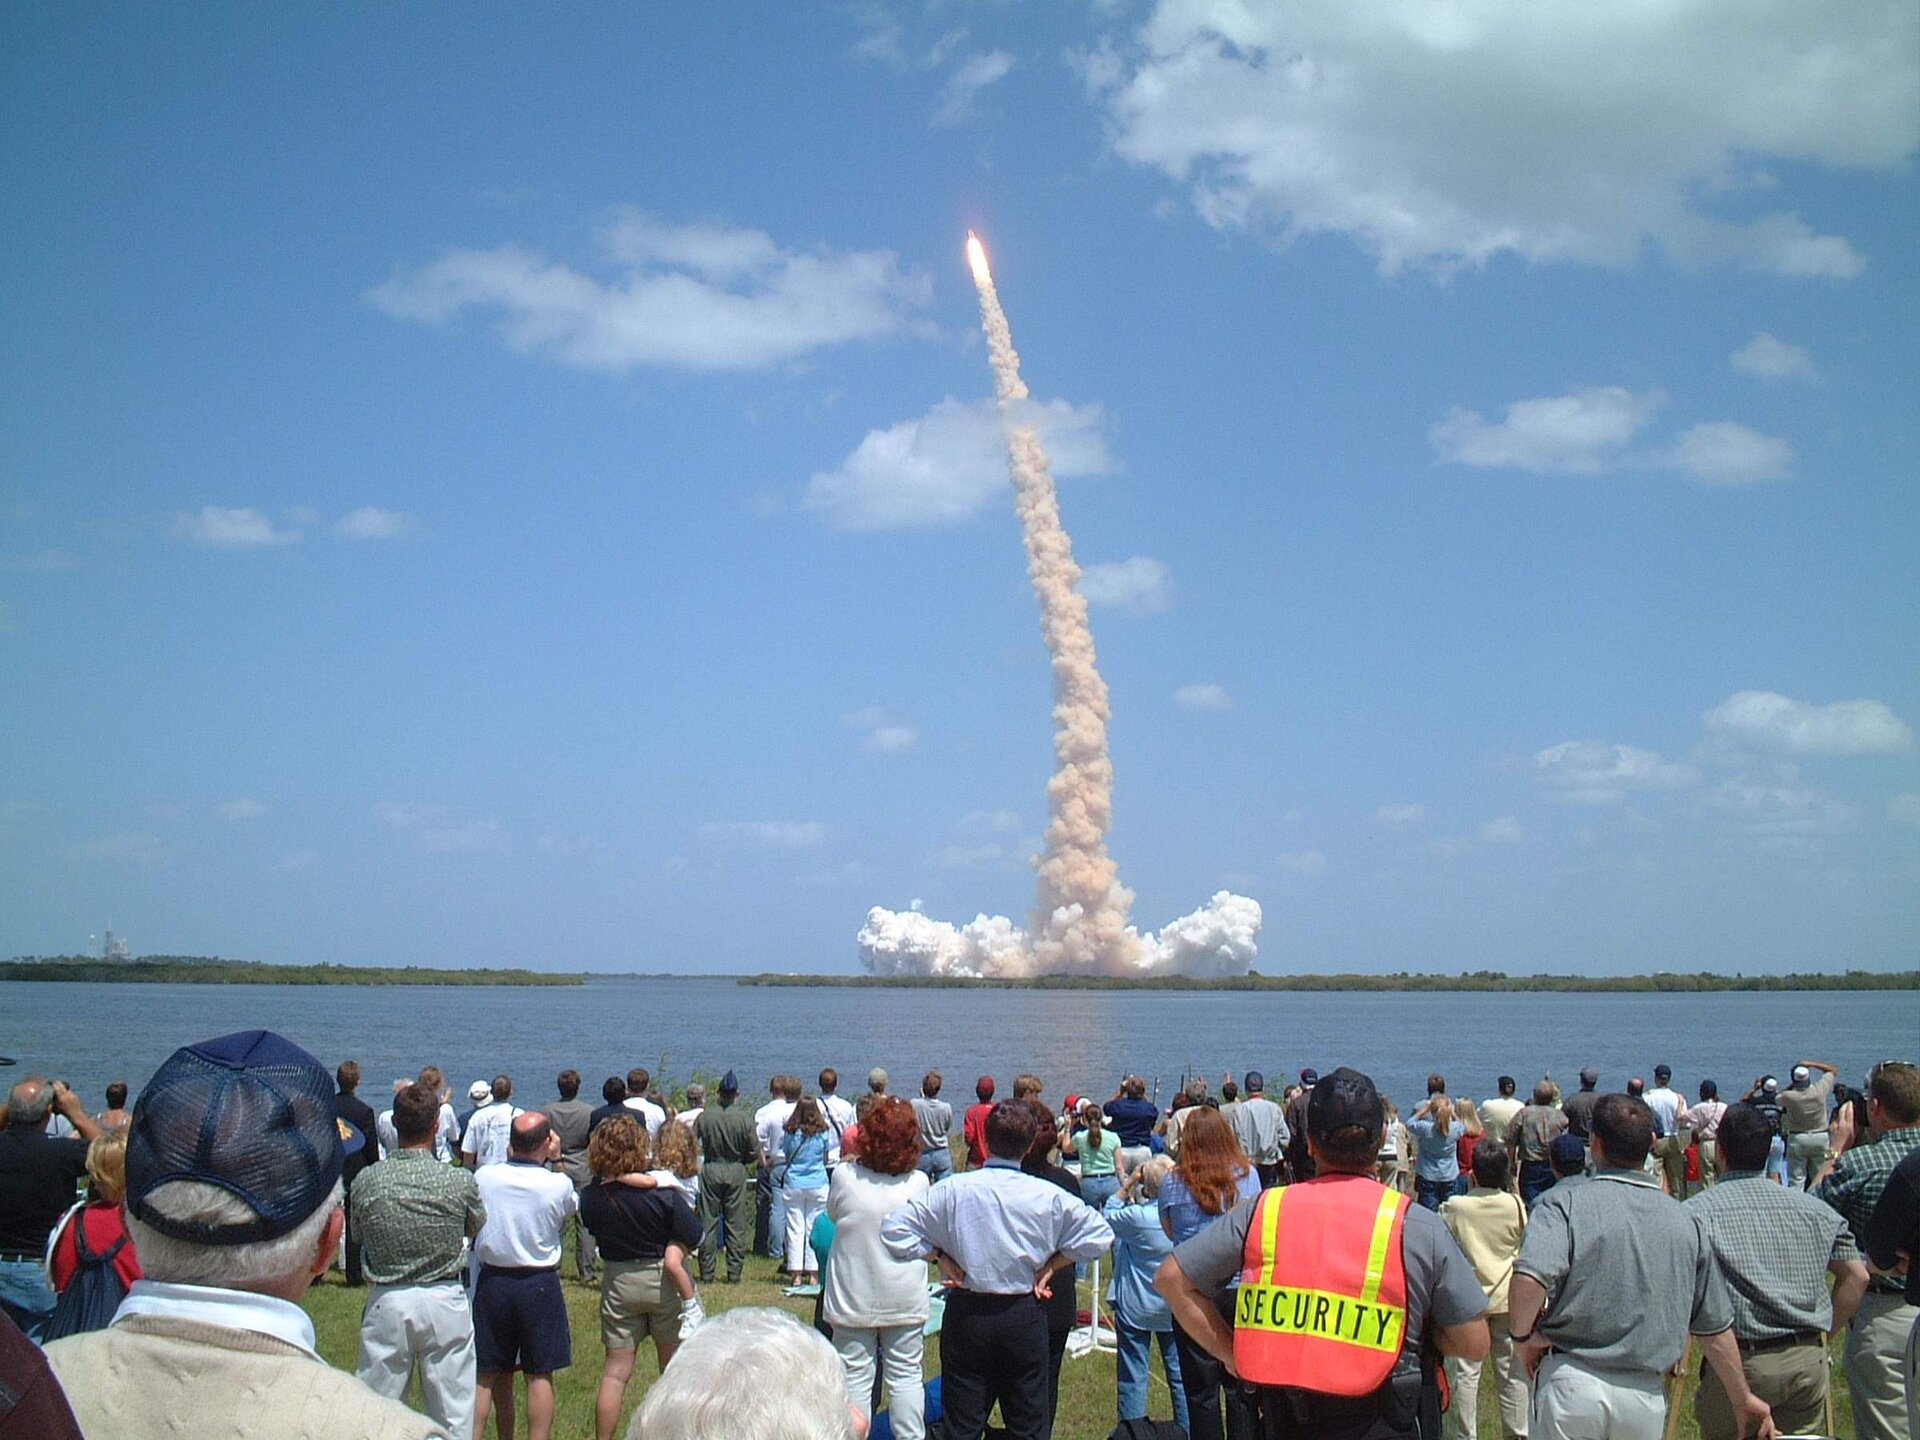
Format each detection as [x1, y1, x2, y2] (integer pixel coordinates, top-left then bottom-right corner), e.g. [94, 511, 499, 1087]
[126, 1029, 344, 1244]
[1306, 1066, 1385, 1142]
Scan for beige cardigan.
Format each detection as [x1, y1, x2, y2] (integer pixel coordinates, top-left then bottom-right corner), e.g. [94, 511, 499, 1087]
[46, 1314, 449, 1440]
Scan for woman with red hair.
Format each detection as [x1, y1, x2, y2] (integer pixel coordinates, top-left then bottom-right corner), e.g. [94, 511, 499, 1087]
[823, 1095, 931, 1440]
[1157, 1105, 1259, 1440]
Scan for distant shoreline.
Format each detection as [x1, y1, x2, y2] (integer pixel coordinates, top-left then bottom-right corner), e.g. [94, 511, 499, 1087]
[736, 970, 1920, 993]
[0, 956, 581, 987]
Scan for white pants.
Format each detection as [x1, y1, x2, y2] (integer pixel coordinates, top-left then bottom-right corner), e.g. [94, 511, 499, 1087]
[1532, 1353, 1664, 1440]
[835, 1323, 926, 1440]
[357, 1280, 476, 1439]
[1847, 1288, 1916, 1440]
[1786, 1130, 1829, 1190]
[783, 1184, 828, 1273]
[1446, 1312, 1529, 1440]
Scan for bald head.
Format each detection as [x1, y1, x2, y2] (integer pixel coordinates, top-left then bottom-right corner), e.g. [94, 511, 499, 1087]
[5, 1077, 54, 1129]
[509, 1110, 553, 1156]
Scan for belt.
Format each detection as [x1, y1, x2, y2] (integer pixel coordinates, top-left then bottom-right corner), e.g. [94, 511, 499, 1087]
[479, 1262, 559, 1278]
[1737, 1331, 1822, 1355]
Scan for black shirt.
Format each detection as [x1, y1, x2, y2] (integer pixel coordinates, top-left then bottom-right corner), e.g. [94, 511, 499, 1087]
[578, 1179, 701, 1262]
[336, 1090, 379, 1184]
[1863, 1147, 1920, 1303]
[0, 1127, 90, 1255]
[588, 1101, 629, 1136]
[1023, 1161, 1084, 1335]
[1562, 1089, 1601, 1140]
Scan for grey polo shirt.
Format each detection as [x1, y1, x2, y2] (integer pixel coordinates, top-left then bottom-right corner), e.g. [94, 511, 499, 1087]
[1515, 1168, 1732, 1374]
[1172, 1173, 1488, 1350]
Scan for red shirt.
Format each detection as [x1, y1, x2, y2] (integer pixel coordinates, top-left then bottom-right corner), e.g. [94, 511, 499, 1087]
[48, 1203, 142, 1293]
[963, 1102, 994, 1169]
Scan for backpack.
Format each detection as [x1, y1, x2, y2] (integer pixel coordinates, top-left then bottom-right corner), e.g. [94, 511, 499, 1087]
[44, 1212, 131, 1342]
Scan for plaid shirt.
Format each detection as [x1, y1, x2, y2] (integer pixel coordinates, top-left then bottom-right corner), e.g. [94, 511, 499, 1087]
[349, 1148, 485, 1284]
[1686, 1174, 1859, 1340]
[1814, 1123, 1920, 1294]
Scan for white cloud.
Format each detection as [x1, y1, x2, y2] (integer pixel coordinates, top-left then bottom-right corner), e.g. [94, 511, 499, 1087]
[1709, 780, 1859, 849]
[1373, 803, 1426, 827]
[1431, 388, 1663, 473]
[370, 211, 931, 373]
[1703, 690, 1913, 756]
[844, 707, 919, 755]
[334, 507, 414, 540]
[1089, 0, 1913, 277]
[698, 820, 831, 848]
[1478, 815, 1526, 844]
[1889, 794, 1920, 828]
[805, 396, 1115, 530]
[219, 799, 270, 822]
[1080, 556, 1171, 614]
[1277, 849, 1327, 877]
[960, 808, 1023, 834]
[172, 506, 300, 547]
[1666, 422, 1794, 485]
[1531, 740, 1701, 805]
[1730, 332, 1818, 383]
[375, 801, 510, 855]
[934, 51, 1016, 126]
[1174, 683, 1234, 711]
[927, 842, 1014, 870]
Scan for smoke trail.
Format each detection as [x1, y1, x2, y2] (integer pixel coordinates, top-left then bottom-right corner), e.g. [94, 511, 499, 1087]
[966, 234, 1143, 973]
[856, 234, 1262, 979]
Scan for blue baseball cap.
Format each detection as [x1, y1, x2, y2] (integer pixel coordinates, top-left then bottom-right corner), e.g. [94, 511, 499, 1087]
[126, 1029, 344, 1244]
[1550, 1133, 1587, 1168]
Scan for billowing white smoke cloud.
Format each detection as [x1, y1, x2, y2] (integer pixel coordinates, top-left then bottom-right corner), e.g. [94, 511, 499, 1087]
[859, 891, 1263, 979]
[855, 236, 1262, 980]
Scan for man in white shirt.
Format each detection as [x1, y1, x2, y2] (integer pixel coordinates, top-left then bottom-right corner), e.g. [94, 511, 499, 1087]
[1478, 1076, 1525, 1139]
[621, 1066, 667, 1138]
[460, 1075, 524, 1169]
[817, 1067, 856, 1169]
[754, 1076, 799, 1260]
[472, 1113, 578, 1440]
[1646, 1063, 1690, 1197]
[45, 1029, 446, 1440]
[882, 1101, 1114, 1440]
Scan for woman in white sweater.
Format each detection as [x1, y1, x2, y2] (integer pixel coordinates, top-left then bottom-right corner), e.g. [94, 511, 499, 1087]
[821, 1095, 931, 1440]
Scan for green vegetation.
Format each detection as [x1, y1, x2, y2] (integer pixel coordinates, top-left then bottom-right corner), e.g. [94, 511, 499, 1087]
[0, 955, 581, 986]
[741, 968, 1920, 993]
[300, 1244, 1828, 1439]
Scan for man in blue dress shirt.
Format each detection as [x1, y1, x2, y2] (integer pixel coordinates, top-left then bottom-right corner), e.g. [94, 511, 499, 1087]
[882, 1099, 1113, 1440]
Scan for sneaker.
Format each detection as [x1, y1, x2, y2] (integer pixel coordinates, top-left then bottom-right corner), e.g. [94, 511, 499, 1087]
[679, 1295, 707, 1339]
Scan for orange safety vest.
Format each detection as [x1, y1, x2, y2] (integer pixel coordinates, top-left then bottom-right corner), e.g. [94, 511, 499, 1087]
[1232, 1175, 1411, 1396]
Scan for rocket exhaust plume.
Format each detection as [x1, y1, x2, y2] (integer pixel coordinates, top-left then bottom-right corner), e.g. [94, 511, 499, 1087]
[858, 232, 1262, 978]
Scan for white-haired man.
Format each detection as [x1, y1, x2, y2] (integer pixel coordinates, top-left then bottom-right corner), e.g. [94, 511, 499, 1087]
[626, 1305, 867, 1440]
[44, 1029, 447, 1439]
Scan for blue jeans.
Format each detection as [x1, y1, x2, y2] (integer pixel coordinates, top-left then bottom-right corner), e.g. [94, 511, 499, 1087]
[0, 1259, 57, 1342]
[918, 1147, 954, 1185]
[1519, 1159, 1556, 1209]
[1414, 1174, 1465, 1212]
[1079, 1173, 1119, 1210]
[1115, 1318, 1188, 1432]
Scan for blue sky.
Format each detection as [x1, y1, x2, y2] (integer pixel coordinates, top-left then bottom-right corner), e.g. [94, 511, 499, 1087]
[4, 2, 1916, 975]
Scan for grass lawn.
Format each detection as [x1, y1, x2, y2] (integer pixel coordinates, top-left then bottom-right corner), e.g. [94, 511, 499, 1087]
[303, 1251, 1852, 1439]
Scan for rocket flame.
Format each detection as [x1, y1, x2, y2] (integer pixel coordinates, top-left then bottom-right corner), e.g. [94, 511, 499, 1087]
[854, 229, 1263, 978]
[966, 231, 992, 289]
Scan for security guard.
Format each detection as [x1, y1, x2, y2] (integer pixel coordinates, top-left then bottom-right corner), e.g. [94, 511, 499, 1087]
[1158, 1067, 1490, 1439]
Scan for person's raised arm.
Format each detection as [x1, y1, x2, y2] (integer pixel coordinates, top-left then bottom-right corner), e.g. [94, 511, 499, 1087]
[52, 1082, 101, 1143]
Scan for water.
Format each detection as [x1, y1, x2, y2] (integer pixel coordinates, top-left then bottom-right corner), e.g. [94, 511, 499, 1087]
[5, 978, 1915, 1112]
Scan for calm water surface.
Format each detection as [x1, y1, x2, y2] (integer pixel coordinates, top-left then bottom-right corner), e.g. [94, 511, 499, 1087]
[4, 978, 1915, 1112]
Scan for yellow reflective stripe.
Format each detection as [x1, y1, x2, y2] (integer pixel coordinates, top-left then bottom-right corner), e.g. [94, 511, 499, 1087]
[1234, 1281, 1405, 1352]
[1259, 1184, 1287, 1286]
[1359, 1188, 1399, 1303]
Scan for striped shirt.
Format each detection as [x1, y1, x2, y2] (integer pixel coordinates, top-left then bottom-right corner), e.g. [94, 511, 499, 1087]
[1686, 1173, 1858, 1340]
[1814, 1124, 1920, 1293]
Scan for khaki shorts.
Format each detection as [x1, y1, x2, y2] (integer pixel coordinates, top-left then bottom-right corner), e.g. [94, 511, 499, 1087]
[600, 1258, 676, 1351]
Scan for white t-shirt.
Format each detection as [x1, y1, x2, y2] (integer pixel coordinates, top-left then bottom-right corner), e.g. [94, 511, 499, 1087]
[1644, 1087, 1685, 1138]
[822, 1164, 932, 1330]
[474, 1160, 578, 1268]
[756, 1098, 797, 1167]
[623, 1095, 667, 1139]
[648, 1168, 698, 1203]
[434, 1103, 460, 1163]
[1478, 1096, 1525, 1136]
[820, 1094, 857, 1165]
[461, 1102, 525, 1168]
